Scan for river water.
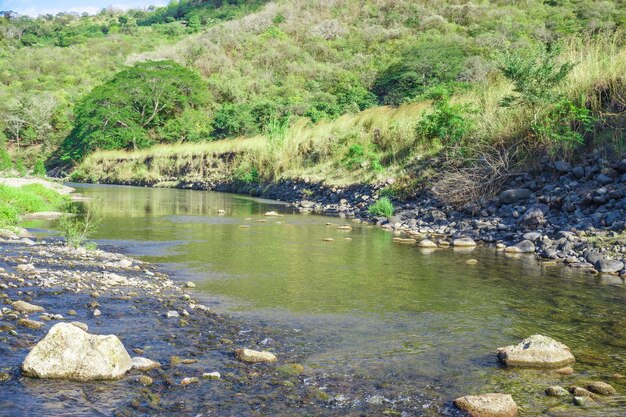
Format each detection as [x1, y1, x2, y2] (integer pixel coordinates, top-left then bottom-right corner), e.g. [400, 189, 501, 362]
[32, 184, 626, 414]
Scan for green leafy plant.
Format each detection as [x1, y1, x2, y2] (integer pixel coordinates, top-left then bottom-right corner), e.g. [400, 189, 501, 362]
[342, 144, 383, 172]
[58, 203, 100, 249]
[32, 158, 46, 176]
[368, 197, 394, 217]
[61, 60, 209, 161]
[500, 44, 575, 109]
[232, 161, 260, 184]
[532, 98, 595, 146]
[417, 92, 474, 147]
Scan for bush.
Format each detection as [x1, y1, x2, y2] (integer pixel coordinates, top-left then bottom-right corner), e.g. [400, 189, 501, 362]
[416, 92, 474, 147]
[532, 98, 595, 147]
[232, 161, 260, 183]
[372, 40, 466, 105]
[32, 158, 47, 176]
[0, 146, 12, 172]
[212, 103, 257, 139]
[368, 197, 394, 217]
[58, 203, 100, 249]
[341, 144, 383, 172]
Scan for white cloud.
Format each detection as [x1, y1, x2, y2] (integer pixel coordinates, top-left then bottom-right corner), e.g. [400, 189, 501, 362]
[5, 1, 168, 17]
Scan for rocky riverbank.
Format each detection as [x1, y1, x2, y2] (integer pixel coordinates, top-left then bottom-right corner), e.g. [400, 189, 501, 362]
[0, 238, 455, 416]
[210, 151, 626, 279]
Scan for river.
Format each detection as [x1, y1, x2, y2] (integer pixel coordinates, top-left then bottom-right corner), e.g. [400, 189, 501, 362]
[23, 183, 626, 415]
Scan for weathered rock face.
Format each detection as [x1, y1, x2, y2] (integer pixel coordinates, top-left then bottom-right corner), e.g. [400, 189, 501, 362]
[22, 323, 132, 381]
[497, 334, 575, 368]
[453, 393, 518, 417]
[235, 348, 277, 363]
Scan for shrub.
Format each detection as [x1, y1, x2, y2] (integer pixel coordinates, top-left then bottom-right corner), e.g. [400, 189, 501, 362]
[342, 144, 383, 172]
[372, 40, 466, 105]
[368, 197, 394, 217]
[416, 92, 474, 147]
[232, 161, 260, 183]
[532, 98, 595, 147]
[58, 203, 100, 249]
[212, 103, 257, 139]
[32, 158, 46, 176]
[0, 146, 12, 172]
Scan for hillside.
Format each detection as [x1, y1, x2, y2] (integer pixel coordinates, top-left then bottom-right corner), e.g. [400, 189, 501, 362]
[1, 0, 625, 203]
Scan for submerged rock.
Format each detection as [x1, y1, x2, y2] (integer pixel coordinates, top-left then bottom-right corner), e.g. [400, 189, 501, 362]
[587, 381, 616, 396]
[12, 300, 44, 313]
[22, 323, 132, 381]
[453, 237, 476, 247]
[545, 386, 569, 397]
[418, 239, 438, 248]
[504, 240, 535, 254]
[132, 357, 161, 371]
[453, 393, 518, 417]
[496, 335, 575, 368]
[235, 348, 277, 363]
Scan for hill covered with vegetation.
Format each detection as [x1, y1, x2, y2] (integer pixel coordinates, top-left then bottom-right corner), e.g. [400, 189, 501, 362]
[1, 0, 625, 202]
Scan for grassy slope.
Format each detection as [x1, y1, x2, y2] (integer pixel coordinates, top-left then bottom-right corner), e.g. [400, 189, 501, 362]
[0, 184, 69, 228]
[76, 33, 626, 188]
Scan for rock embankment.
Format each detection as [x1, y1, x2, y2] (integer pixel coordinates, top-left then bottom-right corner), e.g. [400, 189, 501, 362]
[228, 151, 625, 278]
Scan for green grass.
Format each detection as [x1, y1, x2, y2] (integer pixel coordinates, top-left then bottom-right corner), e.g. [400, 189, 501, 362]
[0, 184, 69, 228]
[368, 197, 394, 218]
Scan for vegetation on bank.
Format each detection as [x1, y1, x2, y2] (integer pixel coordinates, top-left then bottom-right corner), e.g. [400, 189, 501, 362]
[0, 184, 69, 228]
[2, 0, 625, 205]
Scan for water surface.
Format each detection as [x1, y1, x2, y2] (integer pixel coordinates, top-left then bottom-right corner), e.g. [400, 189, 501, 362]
[40, 184, 626, 414]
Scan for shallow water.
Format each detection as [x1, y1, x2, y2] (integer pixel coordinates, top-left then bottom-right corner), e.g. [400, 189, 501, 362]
[23, 184, 626, 414]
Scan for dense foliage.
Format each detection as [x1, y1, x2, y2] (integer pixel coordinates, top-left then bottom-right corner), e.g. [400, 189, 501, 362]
[1, 0, 625, 172]
[61, 61, 208, 161]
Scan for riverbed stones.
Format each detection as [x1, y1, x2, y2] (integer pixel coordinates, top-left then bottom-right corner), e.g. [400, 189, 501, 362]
[17, 318, 44, 329]
[181, 377, 199, 386]
[506, 240, 536, 253]
[16, 263, 35, 273]
[202, 371, 221, 380]
[418, 239, 438, 248]
[453, 393, 518, 417]
[12, 300, 44, 313]
[587, 381, 616, 396]
[132, 357, 161, 371]
[496, 335, 575, 368]
[264, 211, 280, 216]
[453, 237, 476, 247]
[185, 281, 196, 288]
[235, 348, 277, 363]
[545, 386, 569, 397]
[573, 396, 594, 406]
[594, 259, 624, 274]
[22, 322, 132, 381]
[499, 188, 532, 204]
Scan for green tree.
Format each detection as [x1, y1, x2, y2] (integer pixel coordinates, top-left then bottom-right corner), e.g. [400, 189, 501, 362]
[61, 60, 209, 161]
[372, 41, 466, 105]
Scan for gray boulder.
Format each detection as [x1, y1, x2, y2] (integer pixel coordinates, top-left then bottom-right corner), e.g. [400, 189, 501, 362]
[497, 334, 575, 368]
[453, 393, 518, 417]
[22, 323, 132, 381]
[499, 189, 533, 204]
[595, 259, 624, 274]
[504, 240, 536, 254]
[453, 237, 477, 247]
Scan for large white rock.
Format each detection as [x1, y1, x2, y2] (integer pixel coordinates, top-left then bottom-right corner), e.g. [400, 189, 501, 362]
[235, 348, 277, 363]
[497, 334, 575, 368]
[22, 323, 132, 381]
[454, 393, 518, 417]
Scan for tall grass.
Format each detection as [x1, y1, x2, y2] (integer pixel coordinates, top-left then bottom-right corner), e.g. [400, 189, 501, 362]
[0, 184, 70, 228]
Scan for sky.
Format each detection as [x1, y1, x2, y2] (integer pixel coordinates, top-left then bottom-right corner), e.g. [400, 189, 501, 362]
[0, 0, 168, 17]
